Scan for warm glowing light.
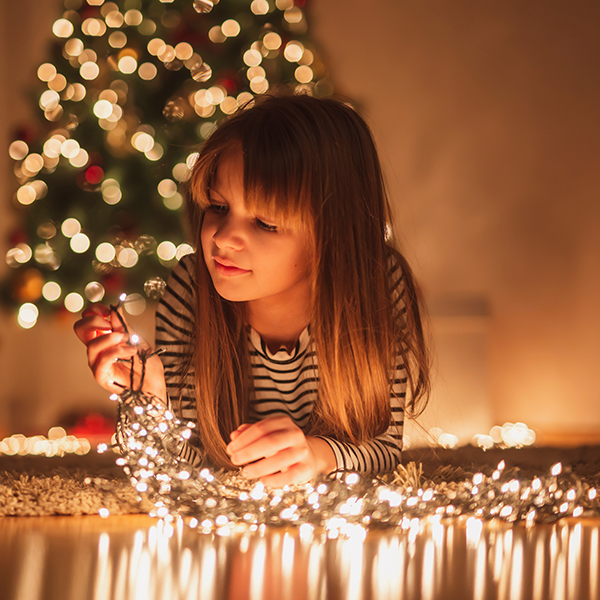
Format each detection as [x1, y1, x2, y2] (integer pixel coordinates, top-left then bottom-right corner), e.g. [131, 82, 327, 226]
[251, 0, 269, 14]
[105, 10, 124, 28]
[220, 97, 238, 115]
[244, 49, 263, 67]
[17, 303, 39, 329]
[186, 152, 199, 169]
[284, 41, 304, 62]
[80, 61, 100, 80]
[65, 292, 84, 313]
[49, 74, 67, 92]
[157, 241, 177, 261]
[61, 218, 81, 238]
[71, 232, 91, 253]
[176, 243, 194, 260]
[118, 247, 139, 268]
[148, 39, 166, 56]
[9, 140, 29, 160]
[85, 281, 105, 302]
[158, 45, 176, 63]
[53, 18, 74, 38]
[0, 430, 91, 457]
[250, 77, 269, 94]
[132, 131, 154, 152]
[42, 281, 61, 301]
[207, 86, 225, 104]
[39, 90, 60, 112]
[23, 153, 44, 175]
[34, 244, 55, 265]
[263, 32, 282, 50]
[65, 38, 84, 56]
[101, 181, 122, 205]
[108, 31, 127, 48]
[145, 144, 164, 161]
[82, 18, 107, 36]
[221, 19, 241, 37]
[163, 193, 183, 211]
[70, 149, 89, 168]
[94, 99, 114, 119]
[276, 0, 294, 9]
[284, 6, 303, 23]
[118, 56, 138, 74]
[172, 163, 191, 182]
[208, 26, 226, 44]
[175, 42, 193, 60]
[16, 185, 37, 205]
[72, 83, 87, 101]
[96, 242, 116, 263]
[124, 293, 146, 315]
[37, 63, 57, 82]
[295, 65, 313, 83]
[158, 179, 177, 197]
[138, 62, 158, 80]
[124, 9, 143, 25]
[6, 244, 32, 266]
[191, 62, 212, 82]
[61, 139, 80, 159]
[551, 463, 562, 476]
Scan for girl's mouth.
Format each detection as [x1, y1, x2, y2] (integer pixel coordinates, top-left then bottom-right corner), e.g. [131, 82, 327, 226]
[213, 258, 251, 277]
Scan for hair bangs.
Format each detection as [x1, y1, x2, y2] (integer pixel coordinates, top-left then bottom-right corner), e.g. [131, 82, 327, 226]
[242, 143, 313, 234]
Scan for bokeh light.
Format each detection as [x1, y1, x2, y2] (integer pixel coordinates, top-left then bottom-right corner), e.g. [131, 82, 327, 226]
[64, 292, 84, 313]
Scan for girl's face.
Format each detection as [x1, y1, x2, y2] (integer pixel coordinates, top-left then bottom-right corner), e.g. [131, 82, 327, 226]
[200, 150, 313, 311]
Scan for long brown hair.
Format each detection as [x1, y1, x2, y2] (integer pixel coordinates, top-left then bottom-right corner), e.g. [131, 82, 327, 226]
[185, 93, 430, 468]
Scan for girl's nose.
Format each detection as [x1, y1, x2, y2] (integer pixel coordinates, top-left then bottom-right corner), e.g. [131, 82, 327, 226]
[213, 218, 244, 251]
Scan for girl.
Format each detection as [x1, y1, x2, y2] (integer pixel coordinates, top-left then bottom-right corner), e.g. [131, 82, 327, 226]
[75, 94, 430, 487]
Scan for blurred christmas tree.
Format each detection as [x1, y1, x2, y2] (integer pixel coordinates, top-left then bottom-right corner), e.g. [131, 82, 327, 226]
[2, 0, 331, 328]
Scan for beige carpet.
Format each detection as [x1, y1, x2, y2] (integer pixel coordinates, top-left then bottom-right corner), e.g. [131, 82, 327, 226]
[1, 446, 599, 517]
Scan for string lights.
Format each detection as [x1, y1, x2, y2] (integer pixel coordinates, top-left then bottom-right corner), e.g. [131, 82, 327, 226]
[106, 301, 599, 535]
[113, 388, 600, 536]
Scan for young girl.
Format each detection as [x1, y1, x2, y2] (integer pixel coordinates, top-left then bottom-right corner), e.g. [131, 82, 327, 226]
[75, 94, 430, 488]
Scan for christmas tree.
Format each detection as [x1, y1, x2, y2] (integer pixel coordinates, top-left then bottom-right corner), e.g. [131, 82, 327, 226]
[2, 0, 331, 329]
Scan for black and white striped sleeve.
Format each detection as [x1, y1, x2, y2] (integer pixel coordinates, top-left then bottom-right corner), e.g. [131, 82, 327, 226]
[316, 253, 406, 474]
[155, 253, 204, 467]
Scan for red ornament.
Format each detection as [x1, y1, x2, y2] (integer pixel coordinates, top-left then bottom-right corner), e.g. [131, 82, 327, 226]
[86, 165, 105, 184]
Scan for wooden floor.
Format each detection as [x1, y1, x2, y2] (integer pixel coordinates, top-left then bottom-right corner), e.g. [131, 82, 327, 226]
[1, 515, 599, 600]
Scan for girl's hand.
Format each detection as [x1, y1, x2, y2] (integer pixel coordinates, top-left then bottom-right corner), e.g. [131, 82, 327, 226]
[226, 416, 336, 487]
[74, 304, 167, 403]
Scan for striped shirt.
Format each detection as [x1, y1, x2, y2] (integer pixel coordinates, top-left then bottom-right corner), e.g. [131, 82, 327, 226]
[155, 253, 407, 474]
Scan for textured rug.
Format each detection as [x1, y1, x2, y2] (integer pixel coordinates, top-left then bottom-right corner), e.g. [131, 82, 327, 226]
[1, 446, 599, 517]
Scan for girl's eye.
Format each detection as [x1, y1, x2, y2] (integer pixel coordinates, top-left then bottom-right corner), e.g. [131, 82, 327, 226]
[256, 218, 278, 233]
[208, 203, 227, 214]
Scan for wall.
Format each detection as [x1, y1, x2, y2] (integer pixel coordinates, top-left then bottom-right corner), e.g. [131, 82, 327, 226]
[1, 0, 599, 443]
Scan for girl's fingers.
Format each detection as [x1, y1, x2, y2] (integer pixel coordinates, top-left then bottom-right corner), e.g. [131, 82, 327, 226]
[259, 463, 313, 488]
[241, 446, 306, 479]
[74, 314, 113, 344]
[230, 423, 252, 441]
[91, 345, 137, 389]
[227, 416, 294, 454]
[81, 304, 111, 319]
[86, 332, 131, 366]
[229, 429, 303, 466]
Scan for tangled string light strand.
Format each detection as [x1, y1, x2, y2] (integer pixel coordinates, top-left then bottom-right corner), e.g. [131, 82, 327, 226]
[110, 304, 600, 535]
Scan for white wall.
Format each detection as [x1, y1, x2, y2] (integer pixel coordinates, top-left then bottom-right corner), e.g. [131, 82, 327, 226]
[1, 0, 599, 444]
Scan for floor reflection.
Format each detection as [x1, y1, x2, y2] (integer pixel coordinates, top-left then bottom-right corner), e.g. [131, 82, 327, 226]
[1, 515, 599, 600]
